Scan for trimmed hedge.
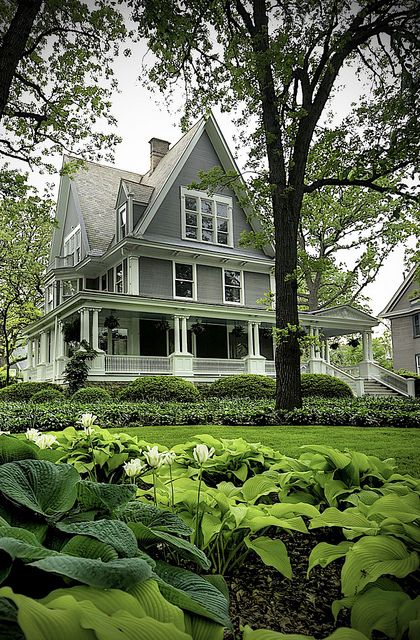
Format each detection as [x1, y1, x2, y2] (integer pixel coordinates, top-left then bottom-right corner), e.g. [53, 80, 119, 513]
[30, 388, 64, 404]
[0, 382, 63, 401]
[301, 374, 353, 398]
[209, 374, 276, 399]
[118, 375, 200, 403]
[0, 396, 419, 432]
[71, 387, 112, 403]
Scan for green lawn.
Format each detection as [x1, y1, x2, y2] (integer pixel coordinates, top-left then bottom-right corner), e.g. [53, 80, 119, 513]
[109, 425, 420, 476]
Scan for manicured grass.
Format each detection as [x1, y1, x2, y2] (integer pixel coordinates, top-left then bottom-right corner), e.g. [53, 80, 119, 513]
[109, 424, 420, 476]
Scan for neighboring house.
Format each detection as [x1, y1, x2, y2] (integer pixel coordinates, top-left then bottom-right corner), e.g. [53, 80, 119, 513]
[381, 267, 420, 374]
[22, 112, 414, 397]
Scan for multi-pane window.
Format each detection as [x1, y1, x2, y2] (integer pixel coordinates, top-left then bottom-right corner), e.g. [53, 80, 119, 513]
[413, 313, 420, 338]
[174, 263, 195, 299]
[224, 270, 242, 304]
[416, 354, 420, 375]
[61, 279, 78, 301]
[118, 204, 127, 240]
[182, 187, 232, 246]
[63, 226, 81, 264]
[114, 260, 127, 293]
[45, 284, 54, 312]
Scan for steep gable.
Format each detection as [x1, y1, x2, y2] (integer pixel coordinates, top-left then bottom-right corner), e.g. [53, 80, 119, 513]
[381, 267, 419, 316]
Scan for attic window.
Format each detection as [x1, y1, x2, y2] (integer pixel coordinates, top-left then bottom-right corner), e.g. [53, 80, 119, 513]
[63, 225, 81, 264]
[118, 204, 127, 240]
[181, 187, 232, 247]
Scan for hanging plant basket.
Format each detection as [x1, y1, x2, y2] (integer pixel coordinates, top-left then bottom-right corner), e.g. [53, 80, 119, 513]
[231, 325, 244, 338]
[61, 315, 80, 344]
[104, 314, 120, 330]
[191, 322, 205, 335]
[260, 327, 273, 340]
[330, 342, 340, 350]
[155, 318, 170, 332]
[348, 338, 360, 348]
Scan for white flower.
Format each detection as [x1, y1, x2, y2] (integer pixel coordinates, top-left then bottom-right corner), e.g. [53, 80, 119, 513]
[25, 428, 41, 442]
[83, 425, 95, 436]
[35, 434, 58, 450]
[123, 458, 145, 478]
[0, 429, 10, 435]
[161, 451, 177, 466]
[193, 444, 215, 465]
[80, 413, 97, 429]
[144, 445, 163, 469]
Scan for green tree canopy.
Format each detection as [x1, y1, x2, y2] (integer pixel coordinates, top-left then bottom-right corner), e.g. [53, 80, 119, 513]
[0, 170, 55, 383]
[132, 0, 419, 409]
[0, 0, 127, 168]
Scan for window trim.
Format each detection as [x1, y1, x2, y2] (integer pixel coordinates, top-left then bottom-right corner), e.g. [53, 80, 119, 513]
[172, 260, 197, 301]
[60, 278, 79, 301]
[413, 312, 420, 338]
[222, 268, 243, 305]
[63, 225, 81, 264]
[113, 260, 127, 294]
[416, 354, 420, 375]
[118, 203, 127, 241]
[181, 186, 233, 247]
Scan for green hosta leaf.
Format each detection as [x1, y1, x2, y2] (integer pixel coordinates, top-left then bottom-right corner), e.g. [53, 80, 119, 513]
[42, 585, 146, 617]
[341, 535, 419, 596]
[309, 507, 378, 535]
[129, 522, 210, 570]
[324, 479, 355, 507]
[245, 536, 292, 579]
[0, 460, 79, 519]
[119, 501, 192, 536]
[153, 560, 231, 628]
[60, 535, 118, 562]
[81, 607, 192, 640]
[350, 587, 410, 638]
[0, 595, 24, 640]
[184, 612, 224, 640]
[128, 579, 185, 631]
[0, 526, 42, 547]
[30, 555, 152, 589]
[242, 629, 369, 640]
[307, 541, 353, 576]
[269, 503, 320, 519]
[241, 476, 277, 503]
[231, 464, 248, 482]
[246, 514, 308, 534]
[0, 537, 59, 562]
[77, 481, 136, 512]
[200, 512, 223, 548]
[56, 520, 138, 558]
[300, 446, 351, 470]
[367, 494, 420, 524]
[0, 436, 37, 465]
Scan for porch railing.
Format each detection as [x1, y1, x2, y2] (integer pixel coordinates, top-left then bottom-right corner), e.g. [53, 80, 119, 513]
[369, 363, 413, 396]
[193, 358, 246, 375]
[105, 355, 171, 374]
[324, 362, 360, 395]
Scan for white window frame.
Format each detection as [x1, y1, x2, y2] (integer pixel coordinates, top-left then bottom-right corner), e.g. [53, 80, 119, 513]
[63, 225, 81, 264]
[413, 313, 420, 338]
[222, 268, 243, 305]
[61, 279, 79, 301]
[114, 261, 125, 294]
[416, 354, 420, 375]
[172, 261, 197, 300]
[181, 187, 233, 247]
[45, 283, 54, 312]
[118, 203, 127, 241]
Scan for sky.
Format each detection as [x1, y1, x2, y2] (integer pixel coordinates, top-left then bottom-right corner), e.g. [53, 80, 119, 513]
[18, 30, 414, 322]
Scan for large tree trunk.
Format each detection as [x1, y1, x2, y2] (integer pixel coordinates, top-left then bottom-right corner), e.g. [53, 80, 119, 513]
[0, 0, 42, 122]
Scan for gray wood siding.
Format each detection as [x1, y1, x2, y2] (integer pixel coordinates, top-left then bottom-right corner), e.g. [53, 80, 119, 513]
[197, 265, 223, 304]
[139, 257, 172, 298]
[244, 271, 271, 308]
[145, 131, 266, 258]
[391, 278, 419, 312]
[390, 315, 419, 371]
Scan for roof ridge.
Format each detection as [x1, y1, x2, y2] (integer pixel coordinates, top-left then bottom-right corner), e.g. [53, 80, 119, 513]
[62, 154, 143, 179]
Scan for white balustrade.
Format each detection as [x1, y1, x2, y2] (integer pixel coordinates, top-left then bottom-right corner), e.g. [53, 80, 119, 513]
[105, 355, 171, 373]
[193, 358, 246, 375]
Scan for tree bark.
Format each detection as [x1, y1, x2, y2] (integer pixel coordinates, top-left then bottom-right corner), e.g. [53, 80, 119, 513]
[0, 0, 42, 122]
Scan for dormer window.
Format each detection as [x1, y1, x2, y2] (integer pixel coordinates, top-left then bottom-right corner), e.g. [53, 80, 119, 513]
[118, 204, 127, 240]
[181, 187, 232, 246]
[63, 225, 81, 265]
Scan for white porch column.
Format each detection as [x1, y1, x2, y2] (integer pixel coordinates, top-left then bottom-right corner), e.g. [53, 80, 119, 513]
[127, 256, 139, 295]
[253, 323, 261, 357]
[325, 338, 330, 364]
[309, 326, 315, 360]
[174, 316, 180, 353]
[367, 331, 374, 361]
[248, 321, 254, 357]
[56, 321, 65, 358]
[181, 316, 189, 354]
[27, 339, 33, 368]
[39, 331, 47, 364]
[91, 309, 100, 351]
[362, 331, 370, 361]
[314, 327, 320, 358]
[79, 308, 90, 343]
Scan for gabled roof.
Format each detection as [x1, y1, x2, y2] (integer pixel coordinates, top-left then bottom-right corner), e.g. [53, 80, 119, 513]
[121, 180, 154, 204]
[310, 304, 378, 323]
[63, 156, 141, 254]
[380, 266, 418, 316]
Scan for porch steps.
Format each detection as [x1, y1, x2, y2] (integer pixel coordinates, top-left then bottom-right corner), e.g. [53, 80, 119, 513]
[363, 380, 404, 398]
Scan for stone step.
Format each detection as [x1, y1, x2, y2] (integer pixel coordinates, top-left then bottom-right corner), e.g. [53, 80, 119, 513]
[363, 380, 403, 397]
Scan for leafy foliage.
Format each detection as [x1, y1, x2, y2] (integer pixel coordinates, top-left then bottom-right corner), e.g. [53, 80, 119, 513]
[70, 386, 112, 403]
[301, 375, 353, 398]
[0, 382, 62, 402]
[30, 388, 64, 404]
[208, 375, 276, 399]
[63, 341, 97, 395]
[119, 376, 200, 403]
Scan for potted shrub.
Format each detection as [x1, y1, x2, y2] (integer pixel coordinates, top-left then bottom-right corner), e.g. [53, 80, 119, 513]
[155, 318, 170, 332]
[104, 314, 120, 330]
[191, 321, 205, 335]
[348, 337, 360, 348]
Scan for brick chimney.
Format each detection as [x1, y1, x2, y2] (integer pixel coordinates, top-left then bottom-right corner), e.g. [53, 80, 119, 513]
[149, 137, 170, 172]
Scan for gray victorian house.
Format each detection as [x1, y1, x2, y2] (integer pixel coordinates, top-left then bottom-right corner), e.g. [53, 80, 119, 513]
[23, 113, 414, 397]
[381, 267, 420, 375]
